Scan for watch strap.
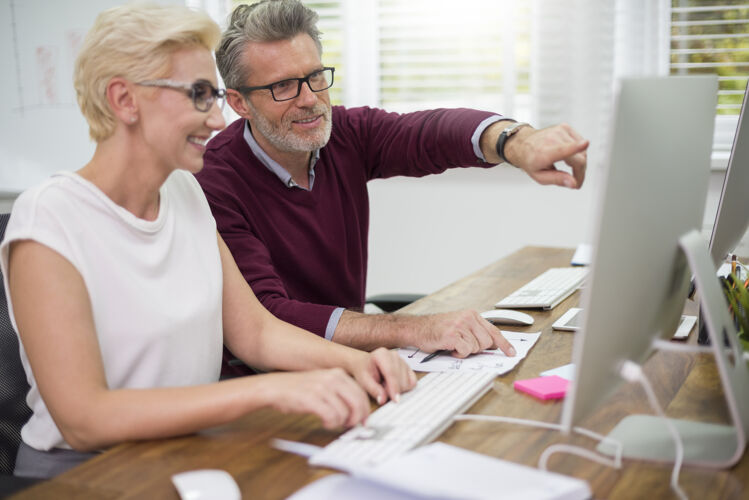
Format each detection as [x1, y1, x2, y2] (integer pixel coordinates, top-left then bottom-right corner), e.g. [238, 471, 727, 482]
[496, 121, 529, 165]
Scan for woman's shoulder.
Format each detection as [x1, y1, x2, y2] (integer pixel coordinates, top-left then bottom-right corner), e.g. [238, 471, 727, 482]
[10, 173, 81, 223]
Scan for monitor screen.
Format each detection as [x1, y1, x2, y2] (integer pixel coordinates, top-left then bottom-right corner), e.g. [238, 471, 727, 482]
[709, 80, 749, 268]
[560, 76, 717, 445]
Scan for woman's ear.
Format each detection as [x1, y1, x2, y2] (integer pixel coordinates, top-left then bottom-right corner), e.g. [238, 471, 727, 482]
[106, 77, 139, 125]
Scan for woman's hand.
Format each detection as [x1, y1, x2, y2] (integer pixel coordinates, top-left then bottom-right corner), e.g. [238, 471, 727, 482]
[259, 369, 371, 429]
[347, 347, 417, 405]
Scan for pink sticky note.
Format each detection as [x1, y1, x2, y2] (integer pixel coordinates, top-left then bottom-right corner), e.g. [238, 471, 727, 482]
[513, 375, 569, 400]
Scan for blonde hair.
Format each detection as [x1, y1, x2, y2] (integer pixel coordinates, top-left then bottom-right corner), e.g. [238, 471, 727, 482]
[74, 2, 221, 142]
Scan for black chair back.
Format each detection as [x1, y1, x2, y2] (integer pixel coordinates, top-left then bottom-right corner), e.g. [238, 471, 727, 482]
[0, 213, 32, 475]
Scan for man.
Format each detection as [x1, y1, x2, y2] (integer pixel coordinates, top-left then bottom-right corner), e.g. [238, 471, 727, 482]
[196, 0, 588, 375]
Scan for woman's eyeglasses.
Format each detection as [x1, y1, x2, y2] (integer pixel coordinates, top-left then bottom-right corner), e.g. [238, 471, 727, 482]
[136, 79, 226, 112]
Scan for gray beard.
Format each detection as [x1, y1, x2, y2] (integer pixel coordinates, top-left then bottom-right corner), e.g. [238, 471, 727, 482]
[248, 102, 332, 153]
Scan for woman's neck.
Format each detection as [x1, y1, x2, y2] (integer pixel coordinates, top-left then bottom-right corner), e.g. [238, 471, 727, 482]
[77, 137, 168, 221]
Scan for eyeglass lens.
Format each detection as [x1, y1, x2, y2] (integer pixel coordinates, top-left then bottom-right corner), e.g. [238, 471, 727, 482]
[271, 68, 333, 101]
[192, 82, 225, 112]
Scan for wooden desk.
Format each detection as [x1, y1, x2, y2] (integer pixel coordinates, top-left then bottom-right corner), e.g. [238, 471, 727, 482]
[12, 247, 749, 499]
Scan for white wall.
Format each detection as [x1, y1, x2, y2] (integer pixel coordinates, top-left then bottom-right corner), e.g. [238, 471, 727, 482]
[0, 0, 182, 193]
[365, 166, 742, 298]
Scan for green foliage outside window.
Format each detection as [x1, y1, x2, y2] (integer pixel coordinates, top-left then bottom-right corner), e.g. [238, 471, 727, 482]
[671, 1, 749, 115]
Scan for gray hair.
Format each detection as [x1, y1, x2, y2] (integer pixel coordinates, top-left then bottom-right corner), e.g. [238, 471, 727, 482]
[217, 0, 322, 90]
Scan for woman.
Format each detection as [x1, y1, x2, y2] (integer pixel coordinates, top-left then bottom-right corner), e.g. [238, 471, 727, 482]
[0, 3, 415, 479]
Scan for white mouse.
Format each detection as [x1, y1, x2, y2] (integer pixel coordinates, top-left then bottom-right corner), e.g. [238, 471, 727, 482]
[480, 309, 534, 326]
[171, 469, 241, 500]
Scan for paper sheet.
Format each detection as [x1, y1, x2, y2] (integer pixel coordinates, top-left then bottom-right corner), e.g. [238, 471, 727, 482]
[292, 443, 591, 500]
[398, 331, 541, 374]
[287, 474, 421, 500]
[540, 362, 576, 381]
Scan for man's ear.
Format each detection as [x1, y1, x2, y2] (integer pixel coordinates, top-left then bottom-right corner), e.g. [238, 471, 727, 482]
[226, 89, 253, 120]
[107, 77, 139, 124]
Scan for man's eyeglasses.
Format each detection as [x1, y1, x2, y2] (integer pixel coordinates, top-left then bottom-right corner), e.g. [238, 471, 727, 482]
[136, 79, 226, 112]
[236, 67, 335, 102]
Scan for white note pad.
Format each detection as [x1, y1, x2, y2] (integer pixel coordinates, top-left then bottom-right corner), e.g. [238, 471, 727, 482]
[398, 331, 541, 374]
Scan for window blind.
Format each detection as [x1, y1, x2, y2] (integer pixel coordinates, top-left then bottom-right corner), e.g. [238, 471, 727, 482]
[670, 1, 749, 158]
[301, 1, 345, 105]
[375, 0, 531, 118]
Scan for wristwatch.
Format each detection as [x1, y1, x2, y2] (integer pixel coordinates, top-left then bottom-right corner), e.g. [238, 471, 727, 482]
[495, 121, 529, 166]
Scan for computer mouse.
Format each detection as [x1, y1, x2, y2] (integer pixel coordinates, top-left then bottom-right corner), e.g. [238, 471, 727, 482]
[480, 309, 534, 326]
[171, 469, 241, 500]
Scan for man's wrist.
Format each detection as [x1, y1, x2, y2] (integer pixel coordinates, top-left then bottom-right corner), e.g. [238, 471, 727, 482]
[335, 310, 404, 350]
[495, 122, 530, 166]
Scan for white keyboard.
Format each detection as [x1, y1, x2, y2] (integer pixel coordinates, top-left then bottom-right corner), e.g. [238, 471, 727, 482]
[495, 267, 588, 310]
[309, 370, 496, 470]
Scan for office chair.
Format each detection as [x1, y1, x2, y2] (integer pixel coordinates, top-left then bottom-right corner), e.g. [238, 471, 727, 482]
[0, 212, 40, 495]
[365, 293, 425, 313]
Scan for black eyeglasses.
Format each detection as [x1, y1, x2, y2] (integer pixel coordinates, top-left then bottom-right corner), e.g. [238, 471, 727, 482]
[136, 79, 226, 112]
[236, 67, 335, 102]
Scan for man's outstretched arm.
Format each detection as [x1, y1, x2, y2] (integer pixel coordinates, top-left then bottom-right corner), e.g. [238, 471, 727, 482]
[480, 120, 589, 189]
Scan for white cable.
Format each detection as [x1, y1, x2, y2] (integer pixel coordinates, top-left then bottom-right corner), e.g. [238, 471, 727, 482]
[453, 414, 623, 470]
[538, 441, 620, 471]
[619, 360, 688, 500]
[655, 336, 749, 363]
[652, 339, 713, 354]
[458, 362, 689, 500]
[453, 413, 562, 431]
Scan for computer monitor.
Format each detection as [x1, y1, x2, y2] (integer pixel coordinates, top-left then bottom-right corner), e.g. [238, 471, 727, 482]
[709, 80, 749, 268]
[560, 75, 749, 468]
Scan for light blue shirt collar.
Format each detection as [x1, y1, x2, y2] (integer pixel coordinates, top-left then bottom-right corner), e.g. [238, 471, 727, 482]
[243, 121, 319, 190]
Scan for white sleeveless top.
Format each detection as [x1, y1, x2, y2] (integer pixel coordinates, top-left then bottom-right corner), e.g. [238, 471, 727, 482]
[0, 170, 223, 451]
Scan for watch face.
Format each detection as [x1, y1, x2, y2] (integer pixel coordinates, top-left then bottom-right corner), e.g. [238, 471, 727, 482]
[507, 122, 528, 136]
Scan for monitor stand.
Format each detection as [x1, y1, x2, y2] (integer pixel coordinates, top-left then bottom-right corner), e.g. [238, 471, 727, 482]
[596, 229, 749, 468]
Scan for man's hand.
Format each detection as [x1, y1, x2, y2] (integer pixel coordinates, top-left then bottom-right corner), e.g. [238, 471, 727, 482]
[482, 121, 589, 189]
[506, 123, 588, 189]
[347, 347, 417, 405]
[411, 310, 517, 358]
[335, 309, 517, 360]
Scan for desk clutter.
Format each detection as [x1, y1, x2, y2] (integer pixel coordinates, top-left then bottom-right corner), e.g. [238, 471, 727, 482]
[22, 248, 747, 500]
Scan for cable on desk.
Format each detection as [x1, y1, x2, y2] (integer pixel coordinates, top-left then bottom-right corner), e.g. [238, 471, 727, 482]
[453, 414, 623, 471]
[652, 339, 713, 354]
[455, 361, 690, 500]
[618, 360, 688, 500]
[654, 337, 749, 361]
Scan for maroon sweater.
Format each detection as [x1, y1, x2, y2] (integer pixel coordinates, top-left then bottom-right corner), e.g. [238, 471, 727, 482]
[197, 106, 496, 343]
